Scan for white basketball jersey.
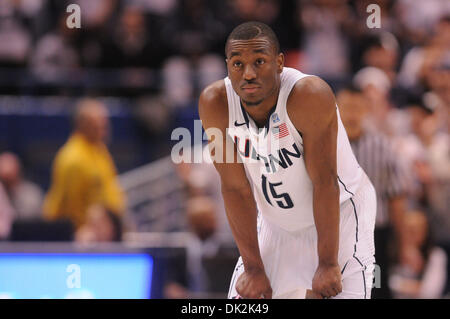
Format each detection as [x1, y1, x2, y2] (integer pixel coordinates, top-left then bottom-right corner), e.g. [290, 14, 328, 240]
[224, 67, 364, 232]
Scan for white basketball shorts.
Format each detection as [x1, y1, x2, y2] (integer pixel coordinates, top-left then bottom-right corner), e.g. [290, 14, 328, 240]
[228, 172, 376, 299]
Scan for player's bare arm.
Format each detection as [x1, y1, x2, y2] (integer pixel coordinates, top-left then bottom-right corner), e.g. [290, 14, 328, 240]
[198, 81, 272, 299]
[287, 76, 343, 298]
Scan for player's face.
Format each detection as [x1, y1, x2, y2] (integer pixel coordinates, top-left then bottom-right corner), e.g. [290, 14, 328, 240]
[226, 38, 283, 106]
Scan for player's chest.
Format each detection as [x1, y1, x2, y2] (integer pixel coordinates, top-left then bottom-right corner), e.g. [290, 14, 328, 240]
[230, 125, 303, 175]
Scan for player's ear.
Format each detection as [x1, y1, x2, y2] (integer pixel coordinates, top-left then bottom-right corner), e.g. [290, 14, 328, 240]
[277, 53, 284, 73]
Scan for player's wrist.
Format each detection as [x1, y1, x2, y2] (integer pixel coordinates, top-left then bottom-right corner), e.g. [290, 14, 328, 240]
[243, 262, 266, 276]
[318, 259, 339, 268]
[318, 249, 338, 267]
[244, 264, 265, 273]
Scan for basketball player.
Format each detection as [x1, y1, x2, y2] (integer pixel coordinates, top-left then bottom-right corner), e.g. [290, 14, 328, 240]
[198, 22, 376, 299]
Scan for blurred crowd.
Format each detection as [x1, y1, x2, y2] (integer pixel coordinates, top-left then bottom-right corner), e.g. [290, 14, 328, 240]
[0, 98, 125, 243]
[0, 0, 449, 298]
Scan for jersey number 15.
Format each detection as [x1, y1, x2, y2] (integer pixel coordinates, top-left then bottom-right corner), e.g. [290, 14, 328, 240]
[261, 174, 294, 209]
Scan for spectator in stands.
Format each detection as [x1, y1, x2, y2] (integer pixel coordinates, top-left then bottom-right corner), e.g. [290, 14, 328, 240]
[393, 97, 450, 251]
[101, 5, 166, 70]
[72, 0, 118, 31]
[43, 98, 125, 230]
[0, 11, 31, 68]
[0, 182, 14, 240]
[338, 85, 411, 299]
[393, 100, 436, 205]
[125, 0, 176, 16]
[353, 66, 396, 136]
[0, 152, 44, 220]
[75, 204, 123, 243]
[389, 210, 448, 298]
[30, 12, 80, 82]
[359, 33, 399, 84]
[174, 144, 234, 244]
[221, 0, 299, 51]
[395, 0, 450, 46]
[164, 196, 222, 298]
[398, 15, 450, 93]
[161, 0, 226, 106]
[297, 0, 352, 79]
[186, 196, 218, 243]
[423, 95, 450, 253]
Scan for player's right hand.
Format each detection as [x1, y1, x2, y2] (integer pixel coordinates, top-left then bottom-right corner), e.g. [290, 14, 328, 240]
[236, 268, 272, 299]
[312, 263, 342, 298]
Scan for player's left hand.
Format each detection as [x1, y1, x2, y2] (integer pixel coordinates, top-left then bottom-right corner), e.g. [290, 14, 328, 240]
[312, 263, 342, 298]
[235, 267, 272, 299]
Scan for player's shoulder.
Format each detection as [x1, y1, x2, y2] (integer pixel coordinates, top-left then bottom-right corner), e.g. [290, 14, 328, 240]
[289, 75, 334, 104]
[199, 79, 227, 109]
[198, 79, 229, 126]
[286, 75, 337, 133]
[287, 75, 336, 120]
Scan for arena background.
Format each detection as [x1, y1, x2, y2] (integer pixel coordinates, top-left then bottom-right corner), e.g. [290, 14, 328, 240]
[0, 0, 448, 299]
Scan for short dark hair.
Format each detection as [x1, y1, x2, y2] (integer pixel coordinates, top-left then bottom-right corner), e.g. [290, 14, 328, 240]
[404, 94, 434, 114]
[225, 21, 280, 56]
[361, 34, 383, 54]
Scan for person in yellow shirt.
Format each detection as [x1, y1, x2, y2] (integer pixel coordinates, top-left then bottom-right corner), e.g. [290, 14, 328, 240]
[43, 98, 125, 229]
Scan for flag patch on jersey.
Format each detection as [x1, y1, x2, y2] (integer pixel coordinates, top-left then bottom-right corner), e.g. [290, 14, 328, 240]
[272, 123, 289, 139]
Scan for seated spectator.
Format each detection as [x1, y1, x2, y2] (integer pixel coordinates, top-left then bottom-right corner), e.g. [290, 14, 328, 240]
[395, 0, 450, 46]
[43, 98, 125, 230]
[338, 85, 411, 299]
[186, 196, 217, 243]
[393, 99, 439, 207]
[75, 204, 123, 243]
[298, 0, 352, 79]
[398, 15, 450, 92]
[30, 13, 80, 82]
[0, 182, 14, 240]
[393, 97, 450, 249]
[101, 6, 166, 70]
[0, 17, 31, 68]
[164, 196, 222, 298]
[174, 144, 234, 244]
[359, 32, 399, 84]
[73, 0, 118, 30]
[389, 210, 448, 299]
[353, 66, 398, 136]
[161, 0, 226, 106]
[0, 152, 44, 220]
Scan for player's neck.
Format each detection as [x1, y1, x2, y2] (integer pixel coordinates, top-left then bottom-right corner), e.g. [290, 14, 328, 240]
[241, 84, 280, 128]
